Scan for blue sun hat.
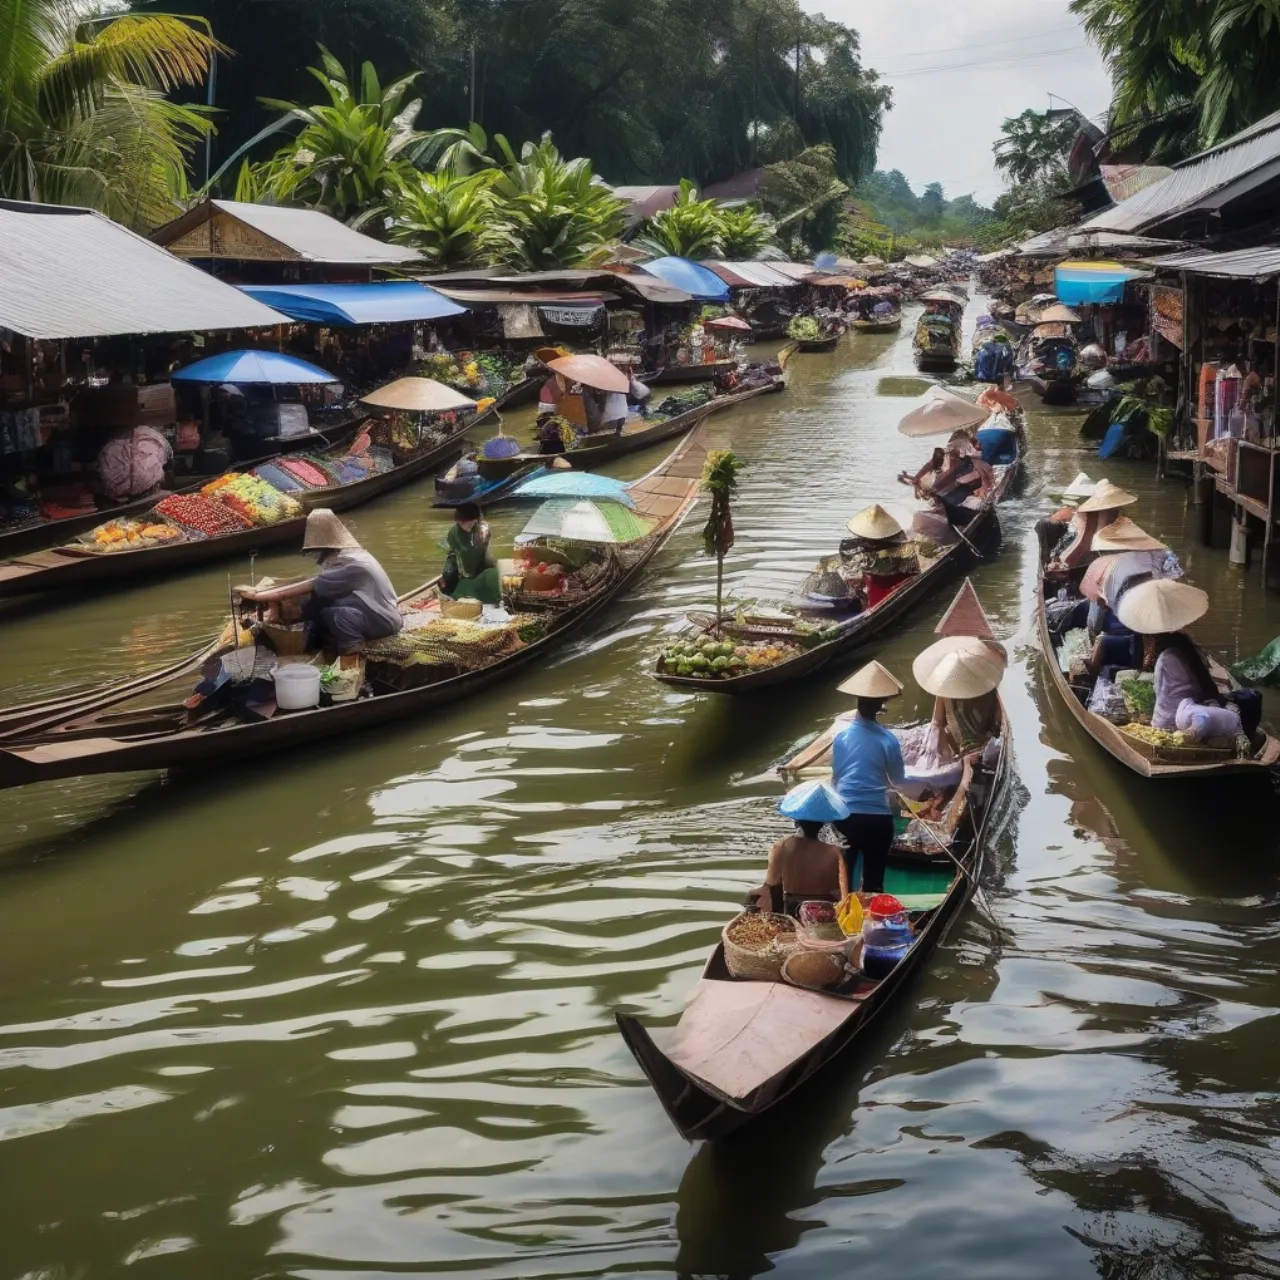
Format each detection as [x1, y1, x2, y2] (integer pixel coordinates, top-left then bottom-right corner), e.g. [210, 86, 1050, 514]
[778, 780, 851, 824]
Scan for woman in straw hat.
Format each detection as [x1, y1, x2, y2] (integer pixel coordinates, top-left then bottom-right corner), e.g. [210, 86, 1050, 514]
[841, 504, 920, 607]
[1046, 478, 1136, 573]
[828, 660, 908, 895]
[237, 508, 403, 654]
[1117, 580, 1243, 742]
[749, 781, 851, 915]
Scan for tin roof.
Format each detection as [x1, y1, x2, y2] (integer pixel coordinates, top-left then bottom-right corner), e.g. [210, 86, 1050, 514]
[698, 260, 801, 289]
[0, 199, 287, 339]
[1146, 245, 1280, 279]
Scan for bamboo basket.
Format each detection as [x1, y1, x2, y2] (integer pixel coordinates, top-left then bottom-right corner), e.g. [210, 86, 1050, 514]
[261, 621, 313, 656]
[1117, 727, 1239, 765]
[440, 597, 482, 621]
[722, 912, 800, 981]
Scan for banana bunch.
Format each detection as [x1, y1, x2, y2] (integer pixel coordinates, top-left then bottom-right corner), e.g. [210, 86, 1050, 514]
[836, 893, 864, 937]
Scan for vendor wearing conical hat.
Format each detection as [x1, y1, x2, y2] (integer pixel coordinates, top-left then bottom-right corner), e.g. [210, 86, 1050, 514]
[841, 504, 920, 608]
[236, 508, 402, 655]
[749, 782, 852, 915]
[1047, 477, 1137, 572]
[827, 661, 906, 896]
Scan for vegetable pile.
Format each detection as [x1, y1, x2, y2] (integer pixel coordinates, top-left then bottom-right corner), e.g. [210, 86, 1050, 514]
[725, 913, 796, 952]
[84, 518, 184, 551]
[660, 636, 799, 679]
[1119, 723, 1192, 748]
[202, 473, 303, 525]
[787, 315, 823, 341]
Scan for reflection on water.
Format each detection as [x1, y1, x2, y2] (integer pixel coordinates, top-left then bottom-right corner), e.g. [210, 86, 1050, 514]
[4, 298, 1280, 1277]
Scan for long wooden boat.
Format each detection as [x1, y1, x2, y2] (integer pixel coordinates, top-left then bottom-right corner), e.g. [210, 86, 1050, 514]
[646, 359, 737, 384]
[0, 425, 469, 600]
[655, 437, 1021, 695]
[0, 419, 364, 561]
[851, 315, 902, 334]
[0, 429, 709, 790]
[1036, 571, 1280, 779]
[617, 696, 1010, 1141]
[797, 333, 840, 353]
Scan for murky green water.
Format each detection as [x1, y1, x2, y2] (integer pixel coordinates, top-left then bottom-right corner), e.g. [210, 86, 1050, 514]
[5, 300, 1280, 1278]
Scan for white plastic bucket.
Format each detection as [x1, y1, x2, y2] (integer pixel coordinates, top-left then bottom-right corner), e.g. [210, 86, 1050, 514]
[273, 663, 321, 710]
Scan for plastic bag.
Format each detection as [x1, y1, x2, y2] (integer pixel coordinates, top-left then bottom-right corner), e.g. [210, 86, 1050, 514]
[1088, 676, 1130, 724]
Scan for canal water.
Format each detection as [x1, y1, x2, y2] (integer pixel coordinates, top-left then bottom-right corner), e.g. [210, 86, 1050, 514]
[5, 296, 1280, 1278]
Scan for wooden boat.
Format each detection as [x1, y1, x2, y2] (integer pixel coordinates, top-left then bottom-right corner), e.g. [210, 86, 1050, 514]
[913, 314, 959, 371]
[0, 429, 709, 790]
[654, 438, 1022, 694]
[0, 419, 364, 561]
[492, 372, 546, 409]
[432, 455, 547, 509]
[851, 314, 902, 334]
[646, 358, 737, 384]
[797, 333, 840, 353]
[0, 425, 469, 600]
[1036, 571, 1280, 779]
[617, 695, 1011, 1141]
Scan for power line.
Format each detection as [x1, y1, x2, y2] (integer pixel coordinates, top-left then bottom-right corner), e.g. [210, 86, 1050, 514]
[879, 47, 1096, 79]
[895, 23, 1085, 59]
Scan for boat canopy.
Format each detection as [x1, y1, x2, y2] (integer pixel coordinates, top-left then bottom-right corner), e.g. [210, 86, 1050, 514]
[238, 281, 466, 326]
[171, 349, 338, 384]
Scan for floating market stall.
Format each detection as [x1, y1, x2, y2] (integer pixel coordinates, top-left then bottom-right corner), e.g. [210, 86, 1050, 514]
[635, 258, 738, 383]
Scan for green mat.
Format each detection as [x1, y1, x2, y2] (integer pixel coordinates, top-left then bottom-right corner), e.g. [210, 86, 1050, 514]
[876, 375, 934, 397]
[884, 864, 953, 898]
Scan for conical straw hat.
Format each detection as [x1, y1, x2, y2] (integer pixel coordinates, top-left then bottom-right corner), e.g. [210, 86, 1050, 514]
[837, 660, 903, 699]
[302, 508, 360, 551]
[898, 389, 990, 438]
[1091, 516, 1168, 553]
[1115, 578, 1208, 634]
[1076, 478, 1138, 512]
[913, 636, 1004, 697]
[935, 579, 995, 640]
[1056, 471, 1097, 505]
[846, 503, 904, 541]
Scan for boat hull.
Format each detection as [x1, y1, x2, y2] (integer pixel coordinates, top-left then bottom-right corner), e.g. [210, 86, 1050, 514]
[851, 317, 902, 333]
[646, 360, 736, 384]
[797, 335, 840, 352]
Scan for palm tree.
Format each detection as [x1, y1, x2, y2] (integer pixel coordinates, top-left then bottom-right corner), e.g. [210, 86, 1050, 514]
[0, 4, 219, 229]
[993, 109, 1076, 185]
[636, 179, 725, 259]
[716, 205, 776, 259]
[486, 132, 627, 270]
[237, 48, 427, 229]
[390, 169, 506, 270]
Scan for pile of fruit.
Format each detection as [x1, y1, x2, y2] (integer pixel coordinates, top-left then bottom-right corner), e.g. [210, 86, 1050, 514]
[661, 635, 798, 679]
[84, 518, 184, 551]
[155, 493, 252, 537]
[787, 315, 823, 341]
[725, 913, 796, 952]
[1119, 723, 1192, 749]
[202, 473, 303, 526]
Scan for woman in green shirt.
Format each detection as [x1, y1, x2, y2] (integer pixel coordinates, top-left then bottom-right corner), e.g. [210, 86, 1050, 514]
[444, 503, 501, 604]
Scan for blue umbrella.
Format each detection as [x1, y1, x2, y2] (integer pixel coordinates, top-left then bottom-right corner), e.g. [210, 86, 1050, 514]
[510, 470, 636, 507]
[641, 256, 731, 302]
[171, 350, 338, 384]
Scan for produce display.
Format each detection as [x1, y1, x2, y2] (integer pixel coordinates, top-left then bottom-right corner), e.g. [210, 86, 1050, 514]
[417, 350, 522, 398]
[1119, 723, 1194, 749]
[787, 316, 823, 341]
[202, 473, 303, 525]
[660, 636, 796, 679]
[836, 893, 864, 937]
[155, 493, 253, 537]
[82, 518, 184, 551]
[798, 900, 844, 943]
[784, 950, 845, 989]
[725, 913, 797, 951]
[1118, 676, 1156, 718]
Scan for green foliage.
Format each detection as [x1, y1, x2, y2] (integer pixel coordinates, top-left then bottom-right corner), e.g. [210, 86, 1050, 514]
[485, 133, 627, 270]
[237, 47, 426, 228]
[851, 170, 996, 252]
[717, 206, 776, 258]
[0, 5, 219, 228]
[760, 144, 849, 254]
[787, 316, 822, 341]
[701, 449, 742, 558]
[637, 180, 726, 258]
[390, 170, 506, 271]
[993, 109, 1078, 184]
[1072, 0, 1280, 156]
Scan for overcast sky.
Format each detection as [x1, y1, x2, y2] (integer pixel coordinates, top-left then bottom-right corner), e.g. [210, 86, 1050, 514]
[802, 0, 1114, 205]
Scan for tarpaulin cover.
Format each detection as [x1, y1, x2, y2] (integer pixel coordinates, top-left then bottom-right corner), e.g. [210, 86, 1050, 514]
[239, 281, 466, 326]
[639, 257, 731, 301]
[1054, 261, 1148, 305]
[171, 350, 338, 384]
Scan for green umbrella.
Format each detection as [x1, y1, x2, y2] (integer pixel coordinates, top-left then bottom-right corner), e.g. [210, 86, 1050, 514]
[518, 498, 654, 544]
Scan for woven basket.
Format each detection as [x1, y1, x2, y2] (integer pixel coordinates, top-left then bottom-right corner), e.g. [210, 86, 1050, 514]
[261, 621, 312, 656]
[1120, 730, 1238, 765]
[722, 912, 799, 981]
[780, 950, 847, 993]
[440, 597, 482, 621]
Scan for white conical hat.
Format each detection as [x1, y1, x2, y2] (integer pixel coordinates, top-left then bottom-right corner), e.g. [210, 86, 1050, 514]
[1076, 478, 1138, 513]
[837, 660, 904, 699]
[1091, 516, 1168, 553]
[1115, 579, 1209, 634]
[913, 635, 1004, 697]
[846, 503, 904, 541]
[898, 389, 990, 438]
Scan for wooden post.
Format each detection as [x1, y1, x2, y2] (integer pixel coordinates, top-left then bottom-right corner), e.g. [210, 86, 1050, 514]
[1230, 513, 1250, 566]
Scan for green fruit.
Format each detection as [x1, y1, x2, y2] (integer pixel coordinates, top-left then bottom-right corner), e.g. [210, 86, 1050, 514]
[711, 656, 730, 672]
[689, 655, 710, 673]
[675, 661, 692, 676]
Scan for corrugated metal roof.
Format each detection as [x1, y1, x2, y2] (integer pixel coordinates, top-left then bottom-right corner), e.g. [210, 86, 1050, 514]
[1099, 164, 1174, 203]
[1146, 245, 1280, 278]
[768, 262, 820, 280]
[1083, 112, 1280, 234]
[435, 288, 616, 305]
[699, 260, 800, 289]
[1017, 226, 1074, 257]
[0, 199, 287, 339]
[1065, 230, 1186, 252]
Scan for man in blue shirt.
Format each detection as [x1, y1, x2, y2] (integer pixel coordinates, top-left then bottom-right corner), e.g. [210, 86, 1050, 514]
[829, 660, 905, 895]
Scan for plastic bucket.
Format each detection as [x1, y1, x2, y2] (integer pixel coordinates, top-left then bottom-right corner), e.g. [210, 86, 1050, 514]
[273, 663, 321, 710]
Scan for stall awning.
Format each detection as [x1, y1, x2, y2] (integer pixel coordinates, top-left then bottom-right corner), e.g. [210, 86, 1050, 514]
[1054, 260, 1150, 305]
[638, 256, 731, 302]
[1146, 246, 1280, 279]
[699, 261, 801, 290]
[238, 281, 466, 326]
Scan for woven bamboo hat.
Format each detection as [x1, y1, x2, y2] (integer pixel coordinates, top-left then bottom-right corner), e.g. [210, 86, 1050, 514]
[913, 635, 1004, 697]
[846, 503, 904, 541]
[302, 508, 360, 551]
[836, 660, 903, 699]
[1115, 578, 1209, 634]
[1076, 478, 1138, 513]
[1091, 516, 1168, 553]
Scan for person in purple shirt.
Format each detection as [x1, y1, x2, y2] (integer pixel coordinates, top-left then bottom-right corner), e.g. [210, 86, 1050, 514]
[828, 661, 906, 895]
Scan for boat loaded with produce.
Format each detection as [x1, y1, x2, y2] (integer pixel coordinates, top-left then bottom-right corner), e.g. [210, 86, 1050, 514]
[1036, 489, 1279, 779]
[0, 428, 709, 790]
[620, 587, 1012, 1140]
[788, 314, 841, 352]
[0, 379, 484, 600]
[654, 388, 1023, 694]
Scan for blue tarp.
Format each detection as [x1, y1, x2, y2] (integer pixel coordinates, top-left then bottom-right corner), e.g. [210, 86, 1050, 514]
[511, 471, 636, 507]
[640, 257, 731, 302]
[237, 281, 467, 326]
[1054, 264, 1145, 305]
[171, 349, 338, 384]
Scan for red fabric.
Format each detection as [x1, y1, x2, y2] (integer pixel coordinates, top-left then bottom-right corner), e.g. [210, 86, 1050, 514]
[867, 572, 913, 607]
